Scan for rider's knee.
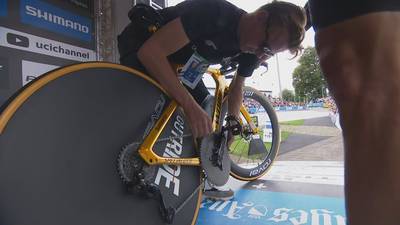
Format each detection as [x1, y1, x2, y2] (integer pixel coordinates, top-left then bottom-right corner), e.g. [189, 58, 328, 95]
[315, 12, 400, 105]
[317, 45, 363, 104]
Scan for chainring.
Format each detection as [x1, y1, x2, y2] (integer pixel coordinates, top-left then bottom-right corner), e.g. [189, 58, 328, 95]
[117, 142, 155, 184]
[199, 133, 231, 187]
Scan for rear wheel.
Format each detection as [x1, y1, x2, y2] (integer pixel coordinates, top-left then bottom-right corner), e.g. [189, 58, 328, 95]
[0, 63, 201, 225]
[228, 86, 280, 181]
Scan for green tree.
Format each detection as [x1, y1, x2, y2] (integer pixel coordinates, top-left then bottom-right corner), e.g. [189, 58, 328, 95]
[292, 47, 327, 101]
[282, 89, 295, 102]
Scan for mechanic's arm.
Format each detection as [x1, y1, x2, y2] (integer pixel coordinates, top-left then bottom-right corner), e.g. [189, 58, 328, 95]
[226, 74, 245, 146]
[227, 74, 245, 118]
[137, 18, 212, 138]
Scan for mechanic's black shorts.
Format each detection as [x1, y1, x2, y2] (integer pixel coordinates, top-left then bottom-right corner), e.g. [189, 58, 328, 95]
[309, 0, 400, 31]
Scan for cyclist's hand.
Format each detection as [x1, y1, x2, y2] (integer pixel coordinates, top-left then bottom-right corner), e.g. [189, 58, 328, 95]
[183, 102, 212, 138]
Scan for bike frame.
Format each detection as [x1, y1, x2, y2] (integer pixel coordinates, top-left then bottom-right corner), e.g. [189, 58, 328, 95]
[138, 67, 258, 166]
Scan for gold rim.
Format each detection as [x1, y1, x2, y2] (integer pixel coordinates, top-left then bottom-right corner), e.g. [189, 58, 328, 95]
[0, 62, 166, 134]
[191, 179, 203, 225]
[0, 61, 203, 223]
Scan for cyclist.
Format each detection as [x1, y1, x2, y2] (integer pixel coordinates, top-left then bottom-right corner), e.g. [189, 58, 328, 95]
[118, 0, 306, 200]
[307, 1, 400, 224]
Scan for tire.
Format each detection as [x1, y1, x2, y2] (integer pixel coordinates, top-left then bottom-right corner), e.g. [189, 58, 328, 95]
[228, 86, 280, 181]
[0, 62, 201, 225]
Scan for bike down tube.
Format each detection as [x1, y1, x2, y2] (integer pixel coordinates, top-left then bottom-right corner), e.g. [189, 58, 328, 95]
[138, 100, 201, 166]
[209, 69, 227, 131]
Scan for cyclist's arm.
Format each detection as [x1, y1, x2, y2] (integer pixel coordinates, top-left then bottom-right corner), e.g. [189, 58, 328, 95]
[228, 75, 245, 118]
[137, 18, 212, 137]
[226, 74, 245, 145]
[137, 18, 191, 109]
[228, 54, 258, 117]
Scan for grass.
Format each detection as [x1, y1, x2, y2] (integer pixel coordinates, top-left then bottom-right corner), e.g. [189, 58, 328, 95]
[228, 119, 303, 159]
[281, 131, 291, 142]
[279, 119, 305, 126]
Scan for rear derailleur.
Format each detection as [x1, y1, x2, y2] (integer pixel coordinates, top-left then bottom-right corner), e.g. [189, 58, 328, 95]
[117, 143, 175, 224]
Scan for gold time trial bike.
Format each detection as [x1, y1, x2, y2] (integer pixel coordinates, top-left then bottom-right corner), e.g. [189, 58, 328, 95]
[0, 60, 280, 225]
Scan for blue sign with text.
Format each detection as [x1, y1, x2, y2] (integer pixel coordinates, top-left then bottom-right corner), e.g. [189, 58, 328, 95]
[0, 0, 7, 17]
[197, 190, 346, 225]
[20, 0, 92, 42]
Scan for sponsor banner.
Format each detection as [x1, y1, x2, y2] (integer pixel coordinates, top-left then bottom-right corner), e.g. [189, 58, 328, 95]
[262, 129, 273, 142]
[0, 26, 96, 61]
[22, 60, 59, 86]
[275, 106, 307, 111]
[198, 190, 346, 225]
[20, 0, 92, 42]
[264, 161, 344, 186]
[0, 56, 9, 89]
[0, 0, 6, 17]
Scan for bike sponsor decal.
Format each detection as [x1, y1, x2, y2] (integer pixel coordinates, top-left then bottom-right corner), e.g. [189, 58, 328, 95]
[244, 90, 254, 97]
[20, 0, 92, 42]
[142, 94, 166, 139]
[249, 158, 272, 177]
[21, 60, 59, 86]
[0, 27, 96, 61]
[0, 0, 7, 17]
[213, 87, 224, 129]
[197, 190, 346, 225]
[0, 57, 9, 89]
[154, 114, 185, 197]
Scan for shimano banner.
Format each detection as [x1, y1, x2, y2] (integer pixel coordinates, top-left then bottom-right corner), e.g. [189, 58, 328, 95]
[0, 0, 7, 17]
[0, 0, 95, 106]
[20, 0, 92, 42]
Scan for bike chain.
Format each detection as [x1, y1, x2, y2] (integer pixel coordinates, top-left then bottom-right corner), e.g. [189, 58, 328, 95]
[119, 133, 201, 224]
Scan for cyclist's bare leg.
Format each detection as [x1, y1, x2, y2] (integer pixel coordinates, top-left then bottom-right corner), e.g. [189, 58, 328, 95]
[315, 12, 400, 225]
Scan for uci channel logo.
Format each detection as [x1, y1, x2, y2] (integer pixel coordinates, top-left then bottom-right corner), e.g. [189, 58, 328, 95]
[6, 33, 30, 48]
